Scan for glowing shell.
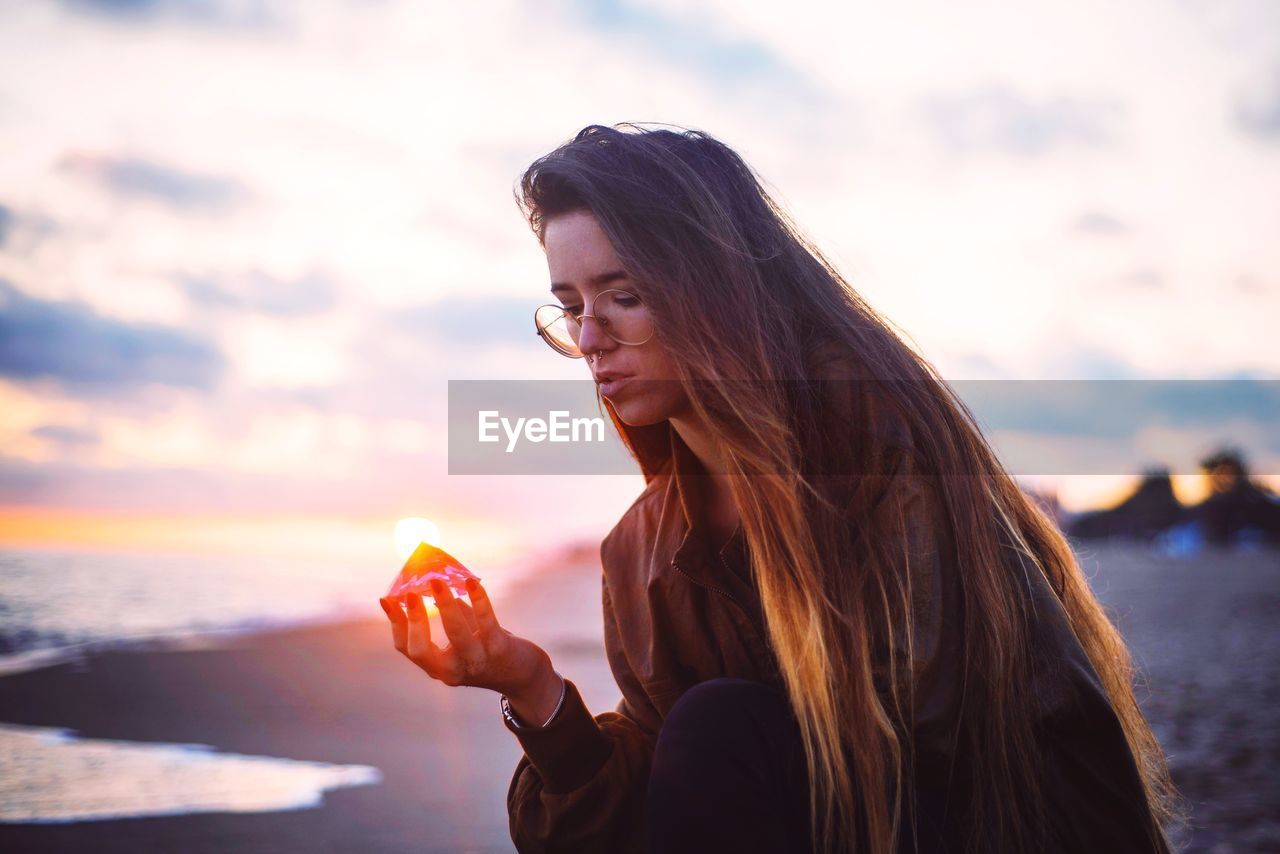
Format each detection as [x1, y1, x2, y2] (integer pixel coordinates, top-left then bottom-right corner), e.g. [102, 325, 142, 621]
[386, 541, 480, 600]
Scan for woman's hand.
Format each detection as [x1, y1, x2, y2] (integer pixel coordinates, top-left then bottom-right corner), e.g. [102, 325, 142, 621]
[378, 577, 559, 713]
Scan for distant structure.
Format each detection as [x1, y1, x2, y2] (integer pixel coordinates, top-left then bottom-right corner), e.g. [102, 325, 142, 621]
[1067, 449, 1280, 550]
[1067, 467, 1185, 542]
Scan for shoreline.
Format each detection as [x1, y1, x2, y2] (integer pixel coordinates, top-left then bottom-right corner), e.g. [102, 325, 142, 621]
[0, 537, 602, 680]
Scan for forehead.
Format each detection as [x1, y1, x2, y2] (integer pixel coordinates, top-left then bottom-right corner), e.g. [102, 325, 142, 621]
[544, 211, 624, 292]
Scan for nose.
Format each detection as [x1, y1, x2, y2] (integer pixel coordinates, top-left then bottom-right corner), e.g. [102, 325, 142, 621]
[575, 311, 615, 359]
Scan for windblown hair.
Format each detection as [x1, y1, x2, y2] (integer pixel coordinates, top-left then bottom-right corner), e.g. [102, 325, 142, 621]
[515, 122, 1185, 853]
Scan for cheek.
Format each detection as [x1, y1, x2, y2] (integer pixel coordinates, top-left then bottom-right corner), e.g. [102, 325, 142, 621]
[609, 379, 688, 426]
[641, 380, 685, 412]
[637, 340, 683, 381]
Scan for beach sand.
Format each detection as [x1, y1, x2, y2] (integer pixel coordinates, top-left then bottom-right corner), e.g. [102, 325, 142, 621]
[0, 541, 1276, 852]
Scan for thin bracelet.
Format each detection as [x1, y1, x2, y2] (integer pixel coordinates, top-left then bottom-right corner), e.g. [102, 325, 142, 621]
[541, 671, 567, 727]
[503, 672, 567, 730]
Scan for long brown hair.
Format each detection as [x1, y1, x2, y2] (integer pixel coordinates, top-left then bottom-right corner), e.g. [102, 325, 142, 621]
[516, 122, 1185, 852]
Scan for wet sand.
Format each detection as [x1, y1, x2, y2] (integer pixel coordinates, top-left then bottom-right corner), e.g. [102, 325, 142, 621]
[0, 542, 1276, 852]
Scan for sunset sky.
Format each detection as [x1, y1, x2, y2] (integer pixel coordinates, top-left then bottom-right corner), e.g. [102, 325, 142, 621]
[1, 0, 1277, 566]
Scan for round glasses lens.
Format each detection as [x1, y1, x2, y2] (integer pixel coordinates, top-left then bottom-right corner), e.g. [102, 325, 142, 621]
[594, 289, 654, 346]
[535, 304, 581, 356]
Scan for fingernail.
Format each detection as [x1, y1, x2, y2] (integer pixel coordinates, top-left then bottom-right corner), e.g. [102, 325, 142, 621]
[465, 578, 478, 594]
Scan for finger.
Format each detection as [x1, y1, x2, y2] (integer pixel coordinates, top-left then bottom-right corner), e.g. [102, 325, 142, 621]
[404, 593, 446, 675]
[431, 578, 482, 659]
[465, 578, 501, 638]
[455, 597, 479, 634]
[379, 596, 407, 653]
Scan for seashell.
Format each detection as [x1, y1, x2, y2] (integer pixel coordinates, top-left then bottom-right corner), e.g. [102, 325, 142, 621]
[386, 541, 480, 601]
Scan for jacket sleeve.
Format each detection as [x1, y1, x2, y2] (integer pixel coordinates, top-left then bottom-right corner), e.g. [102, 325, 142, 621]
[505, 572, 660, 854]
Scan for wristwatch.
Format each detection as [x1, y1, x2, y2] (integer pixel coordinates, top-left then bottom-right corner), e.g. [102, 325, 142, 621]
[501, 672, 567, 730]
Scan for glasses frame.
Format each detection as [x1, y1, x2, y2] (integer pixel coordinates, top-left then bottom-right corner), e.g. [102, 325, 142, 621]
[533, 287, 656, 359]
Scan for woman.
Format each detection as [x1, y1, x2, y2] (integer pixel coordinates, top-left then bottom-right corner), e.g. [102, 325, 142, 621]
[379, 123, 1185, 853]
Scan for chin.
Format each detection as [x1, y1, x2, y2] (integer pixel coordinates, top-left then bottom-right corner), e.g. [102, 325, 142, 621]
[609, 401, 665, 426]
[605, 391, 671, 427]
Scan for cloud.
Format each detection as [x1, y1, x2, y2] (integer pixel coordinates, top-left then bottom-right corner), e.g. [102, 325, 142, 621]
[30, 424, 100, 447]
[58, 0, 285, 30]
[57, 153, 252, 212]
[1035, 344, 1144, 380]
[566, 0, 832, 113]
[572, 0, 789, 80]
[0, 455, 273, 511]
[1070, 210, 1130, 237]
[0, 206, 61, 257]
[1114, 267, 1165, 290]
[389, 293, 540, 349]
[0, 279, 224, 394]
[1233, 273, 1268, 295]
[939, 350, 1014, 380]
[920, 86, 1124, 156]
[175, 269, 338, 317]
[1233, 67, 1280, 140]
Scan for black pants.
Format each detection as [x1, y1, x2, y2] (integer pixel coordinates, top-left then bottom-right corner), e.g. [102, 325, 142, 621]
[645, 677, 957, 854]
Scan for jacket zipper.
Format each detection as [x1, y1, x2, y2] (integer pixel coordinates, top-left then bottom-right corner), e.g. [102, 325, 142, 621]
[671, 557, 747, 613]
[670, 555, 757, 622]
[719, 552, 772, 639]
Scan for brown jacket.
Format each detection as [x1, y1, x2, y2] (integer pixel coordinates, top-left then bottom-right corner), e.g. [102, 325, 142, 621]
[503, 372, 1168, 853]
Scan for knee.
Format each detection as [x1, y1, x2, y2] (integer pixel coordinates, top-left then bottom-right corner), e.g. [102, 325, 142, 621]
[648, 678, 809, 840]
[660, 677, 788, 744]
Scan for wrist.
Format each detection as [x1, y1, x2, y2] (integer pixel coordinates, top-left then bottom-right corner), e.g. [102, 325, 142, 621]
[500, 677, 615, 794]
[505, 660, 564, 728]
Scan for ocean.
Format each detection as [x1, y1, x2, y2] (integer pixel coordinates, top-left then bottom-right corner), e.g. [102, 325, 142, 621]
[0, 546, 397, 676]
[0, 543, 551, 678]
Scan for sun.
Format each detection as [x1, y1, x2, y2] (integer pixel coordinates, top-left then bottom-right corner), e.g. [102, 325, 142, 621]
[393, 517, 441, 562]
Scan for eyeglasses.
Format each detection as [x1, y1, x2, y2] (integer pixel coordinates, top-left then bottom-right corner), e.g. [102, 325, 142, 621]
[534, 288, 656, 358]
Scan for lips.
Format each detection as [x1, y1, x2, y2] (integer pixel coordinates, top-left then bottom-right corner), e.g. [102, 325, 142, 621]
[593, 371, 632, 398]
[599, 376, 630, 397]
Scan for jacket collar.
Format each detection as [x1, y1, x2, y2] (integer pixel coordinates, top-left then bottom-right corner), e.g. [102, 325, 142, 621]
[666, 425, 749, 579]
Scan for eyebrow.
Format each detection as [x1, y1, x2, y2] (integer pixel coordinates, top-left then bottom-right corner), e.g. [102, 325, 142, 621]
[550, 270, 629, 294]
